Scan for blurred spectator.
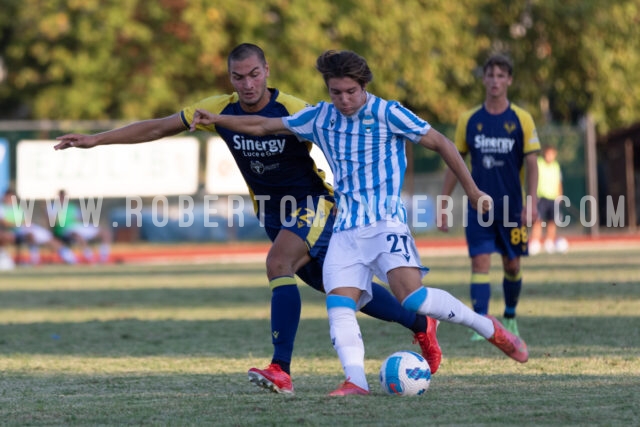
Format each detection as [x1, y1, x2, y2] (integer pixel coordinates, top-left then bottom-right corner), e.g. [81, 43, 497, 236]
[530, 145, 568, 255]
[0, 220, 15, 270]
[50, 190, 112, 263]
[1, 189, 76, 265]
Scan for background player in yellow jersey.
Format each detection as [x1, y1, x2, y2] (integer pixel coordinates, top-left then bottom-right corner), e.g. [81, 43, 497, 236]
[530, 145, 568, 255]
[438, 53, 540, 339]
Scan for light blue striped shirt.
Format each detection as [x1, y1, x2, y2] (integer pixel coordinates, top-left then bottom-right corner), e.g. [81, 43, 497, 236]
[283, 93, 431, 231]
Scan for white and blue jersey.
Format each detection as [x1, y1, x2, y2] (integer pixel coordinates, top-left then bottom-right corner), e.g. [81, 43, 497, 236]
[283, 93, 431, 231]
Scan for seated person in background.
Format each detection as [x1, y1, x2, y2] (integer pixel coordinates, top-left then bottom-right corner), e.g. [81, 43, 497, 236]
[50, 189, 111, 263]
[1, 189, 76, 265]
[0, 219, 16, 270]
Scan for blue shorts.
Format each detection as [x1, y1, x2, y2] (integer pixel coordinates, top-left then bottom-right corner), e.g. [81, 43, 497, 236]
[465, 211, 529, 260]
[537, 198, 559, 223]
[264, 196, 335, 291]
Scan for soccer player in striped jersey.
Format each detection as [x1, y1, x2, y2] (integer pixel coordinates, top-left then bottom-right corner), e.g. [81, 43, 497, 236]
[438, 54, 540, 340]
[190, 49, 529, 396]
[54, 44, 441, 395]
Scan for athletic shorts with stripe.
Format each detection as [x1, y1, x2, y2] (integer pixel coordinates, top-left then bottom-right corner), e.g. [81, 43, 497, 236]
[264, 195, 335, 292]
[322, 219, 429, 310]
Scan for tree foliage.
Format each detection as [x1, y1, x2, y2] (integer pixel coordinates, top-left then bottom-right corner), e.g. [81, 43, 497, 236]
[0, 0, 638, 133]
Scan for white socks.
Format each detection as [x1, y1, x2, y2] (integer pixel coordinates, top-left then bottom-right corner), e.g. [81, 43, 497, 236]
[327, 305, 368, 391]
[404, 287, 495, 338]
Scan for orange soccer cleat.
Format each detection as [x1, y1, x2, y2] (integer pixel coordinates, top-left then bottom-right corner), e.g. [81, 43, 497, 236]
[486, 315, 529, 363]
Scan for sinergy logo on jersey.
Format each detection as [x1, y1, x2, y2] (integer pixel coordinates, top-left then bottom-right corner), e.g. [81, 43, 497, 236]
[474, 135, 515, 153]
[233, 135, 286, 157]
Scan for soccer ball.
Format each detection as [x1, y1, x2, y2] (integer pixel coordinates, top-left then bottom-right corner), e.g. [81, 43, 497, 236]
[379, 350, 431, 396]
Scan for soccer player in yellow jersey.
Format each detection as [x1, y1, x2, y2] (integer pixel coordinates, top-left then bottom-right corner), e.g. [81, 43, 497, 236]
[438, 53, 540, 340]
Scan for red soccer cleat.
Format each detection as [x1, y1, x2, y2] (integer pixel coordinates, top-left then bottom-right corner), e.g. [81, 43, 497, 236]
[327, 380, 370, 396]
[413, 317, 442, 374]
[248, 363, 294, 394]
[486, 315, 529, 363]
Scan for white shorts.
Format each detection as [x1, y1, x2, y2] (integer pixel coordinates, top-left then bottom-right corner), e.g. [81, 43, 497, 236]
[15, 224, 54, 245]
[323, 219, 428, 309]
[63, 224, 101, 241]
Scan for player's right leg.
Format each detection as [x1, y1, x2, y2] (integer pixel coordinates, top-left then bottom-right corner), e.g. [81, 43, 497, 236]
[247, 228, 312, 394]
[376, 221, 528, 364]
[466, 217, 497, 341]
[391, 269, 528, 363]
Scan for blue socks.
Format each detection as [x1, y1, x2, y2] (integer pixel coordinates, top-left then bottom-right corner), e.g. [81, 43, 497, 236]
[503, 272, 522, 318]
[470, 273, 491, 315]
[269, 277, 301, 374]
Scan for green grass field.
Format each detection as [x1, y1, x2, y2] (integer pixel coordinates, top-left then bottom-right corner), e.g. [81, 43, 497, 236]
[1, 247, 638, 426]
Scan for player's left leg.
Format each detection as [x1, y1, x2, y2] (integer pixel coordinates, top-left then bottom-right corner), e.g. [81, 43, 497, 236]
[326, 293, 370, 396]
[465, 214, 498, 339]
[323, 230, 372, 395]
[496, 222, 527, 337]
[248, 228, 311, 394]
[501, 255, 522, 336]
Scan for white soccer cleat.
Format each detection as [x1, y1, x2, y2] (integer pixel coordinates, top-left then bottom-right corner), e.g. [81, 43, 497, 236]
[529, 240, 541, 256]
[555, 238, 569, 254]
[544, 239, 556, 254]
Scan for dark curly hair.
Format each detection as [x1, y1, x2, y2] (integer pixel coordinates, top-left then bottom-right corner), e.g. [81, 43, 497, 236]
[315, 50, 373, 88]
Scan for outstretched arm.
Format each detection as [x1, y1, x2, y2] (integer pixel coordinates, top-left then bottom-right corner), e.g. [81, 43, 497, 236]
[54, 114, 185, 150]
[419, 128, 491, 214]
[190, 109, 290, 136]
